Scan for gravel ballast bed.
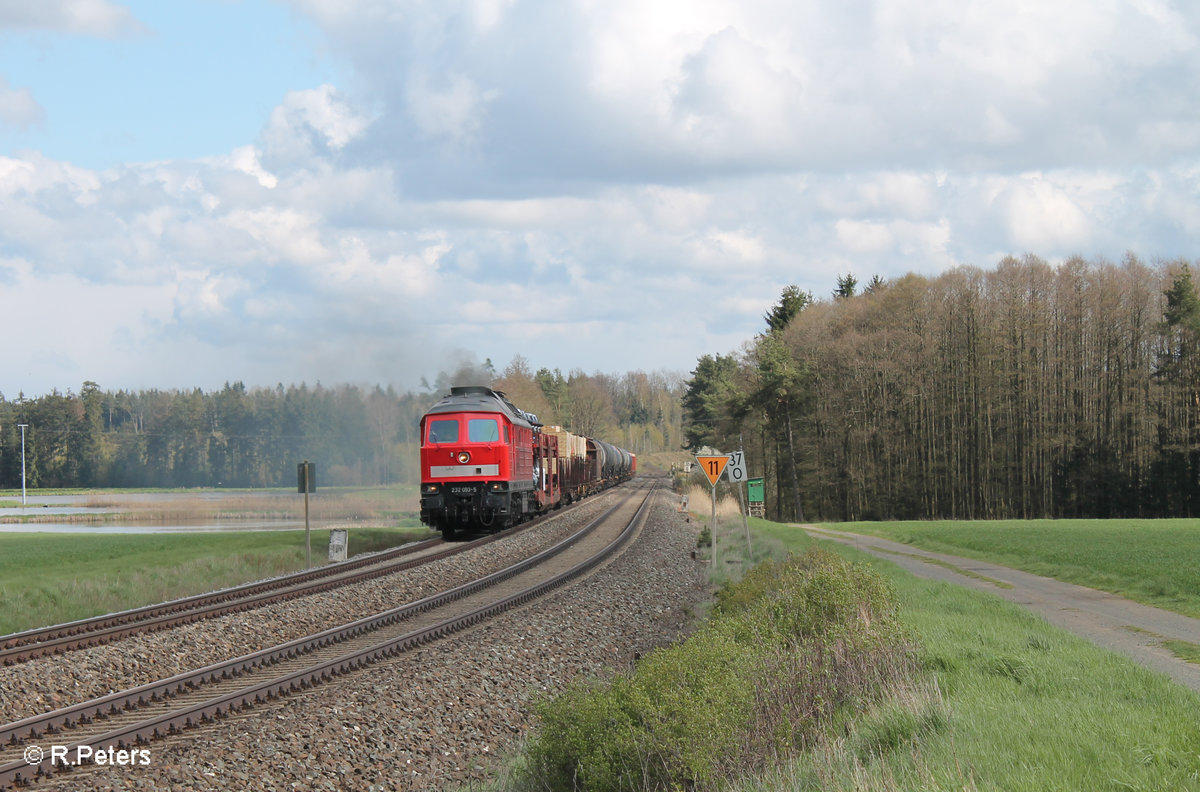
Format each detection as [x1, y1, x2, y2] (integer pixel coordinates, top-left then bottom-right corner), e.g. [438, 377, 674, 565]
[38, 492, 707, 791]
[0, 494, 621, 725]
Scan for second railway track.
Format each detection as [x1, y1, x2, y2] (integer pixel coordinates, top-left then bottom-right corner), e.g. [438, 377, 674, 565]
[0, 489, 617, 667]
[0, 480, 657, 791]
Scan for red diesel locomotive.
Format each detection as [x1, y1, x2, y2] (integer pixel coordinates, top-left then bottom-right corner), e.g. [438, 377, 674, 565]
[419, 386, 635, 538]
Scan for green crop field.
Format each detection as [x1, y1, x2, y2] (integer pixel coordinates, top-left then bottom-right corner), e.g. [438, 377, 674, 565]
[827, 518, 1200, 619]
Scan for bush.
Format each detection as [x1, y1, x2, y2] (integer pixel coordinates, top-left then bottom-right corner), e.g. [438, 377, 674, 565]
[526, 630, 762, 791]
[714, 548, 902, 651]
[517, 548, 915, 792]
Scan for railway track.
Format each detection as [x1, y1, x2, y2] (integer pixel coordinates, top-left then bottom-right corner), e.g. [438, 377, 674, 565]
[0, 496, 602, 667]
[0, 480, 656, 791]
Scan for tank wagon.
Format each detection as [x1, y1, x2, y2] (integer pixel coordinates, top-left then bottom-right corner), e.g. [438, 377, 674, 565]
[419, 386, 636, 538]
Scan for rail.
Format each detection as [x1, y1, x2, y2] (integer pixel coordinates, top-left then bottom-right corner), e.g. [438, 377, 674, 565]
[0, 482, 655, 790]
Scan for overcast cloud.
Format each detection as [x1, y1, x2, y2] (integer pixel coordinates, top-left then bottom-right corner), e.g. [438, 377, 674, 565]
[1, 0, 1199, 397]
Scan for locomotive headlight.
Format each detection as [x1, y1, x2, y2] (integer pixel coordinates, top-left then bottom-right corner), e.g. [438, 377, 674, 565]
[457, 451, 471, 464]
[422, 483, 440, 494]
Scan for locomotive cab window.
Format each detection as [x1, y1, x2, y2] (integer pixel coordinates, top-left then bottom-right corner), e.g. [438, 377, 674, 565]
[428, 419, 459, 444]
[468, 418, 500, 443]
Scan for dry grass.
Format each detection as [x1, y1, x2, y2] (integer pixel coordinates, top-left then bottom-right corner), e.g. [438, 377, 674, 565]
[684, 485, 744, 519]
[5, 487, 422, 526]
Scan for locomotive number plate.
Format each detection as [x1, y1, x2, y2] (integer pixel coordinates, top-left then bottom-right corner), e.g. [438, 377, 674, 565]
[449, 486, 475, 494]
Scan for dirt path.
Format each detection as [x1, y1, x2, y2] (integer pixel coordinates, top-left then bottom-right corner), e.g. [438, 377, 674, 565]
[803, 525, 1200, 693]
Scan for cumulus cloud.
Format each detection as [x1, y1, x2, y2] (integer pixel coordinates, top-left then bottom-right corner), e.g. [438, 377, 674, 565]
[281, 0, 1200, 181]
[669, 26, 806, 158]
[6, 0, 1200, 396]
[260, 85, 372, 167]
[406, 71, 494, 147]
[994, 175, 1093, 251]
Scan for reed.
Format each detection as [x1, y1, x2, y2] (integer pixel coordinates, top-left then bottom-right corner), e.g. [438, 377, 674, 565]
[1, 486, 421, 526]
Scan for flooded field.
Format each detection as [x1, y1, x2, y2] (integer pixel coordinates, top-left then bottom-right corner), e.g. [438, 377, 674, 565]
[0, 488, 420, 533]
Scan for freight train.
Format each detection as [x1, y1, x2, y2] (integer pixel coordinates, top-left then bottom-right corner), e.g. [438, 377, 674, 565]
[418, 386, 636, 538]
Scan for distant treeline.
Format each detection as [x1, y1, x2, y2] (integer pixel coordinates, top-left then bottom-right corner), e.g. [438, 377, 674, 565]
[0, 361, 684, 490]
[684, 255, 1200, 521]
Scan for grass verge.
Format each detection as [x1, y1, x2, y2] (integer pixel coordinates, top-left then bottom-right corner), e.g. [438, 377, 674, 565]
[494, 513, 1200, 792]
[748, 519, 1200, 791]
[0, 526, 431, 635]
[511, 547, 913, 791]
[826, 518, 1200, 618]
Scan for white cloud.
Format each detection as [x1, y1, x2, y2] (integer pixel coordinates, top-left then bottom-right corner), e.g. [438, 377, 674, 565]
[326, 234, 449, 298]
[0, 0, 146, 37]
[0, 77, 43, 130]
[836, 220, 893, 254]
[224, 146, 278, 190]
[7, 1, 1200, 396]
[669, 26, 805, 155]
[994, 175, 1093, 251]
[225, 207, 329, 265]
[406, 71, 494, 147]
[704, 229, 766, 263]
[260, 85, 371, 165]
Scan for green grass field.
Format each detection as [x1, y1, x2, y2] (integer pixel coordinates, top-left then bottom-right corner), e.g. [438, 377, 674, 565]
[709, 518, 1200, 791]
[826, 518, 1200, 619]
[0, 526, 431, 635]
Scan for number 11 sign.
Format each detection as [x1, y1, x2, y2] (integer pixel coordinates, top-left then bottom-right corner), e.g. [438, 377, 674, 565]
[695, 455, 729, 486]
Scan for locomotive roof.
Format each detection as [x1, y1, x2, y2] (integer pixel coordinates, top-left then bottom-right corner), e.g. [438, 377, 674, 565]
[424, 386, 540, 429]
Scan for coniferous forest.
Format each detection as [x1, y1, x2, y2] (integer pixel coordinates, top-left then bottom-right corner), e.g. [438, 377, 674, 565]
[0, 362, 684, 490]
[682, 255, 1200, 521]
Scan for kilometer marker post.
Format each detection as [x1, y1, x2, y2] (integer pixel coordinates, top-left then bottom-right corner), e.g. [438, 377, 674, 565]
[726, 449, 752, 557]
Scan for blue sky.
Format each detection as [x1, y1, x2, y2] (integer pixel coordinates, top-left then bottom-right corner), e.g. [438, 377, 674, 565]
[2, 0, 1200, 398]
[0, 1, 343, 167]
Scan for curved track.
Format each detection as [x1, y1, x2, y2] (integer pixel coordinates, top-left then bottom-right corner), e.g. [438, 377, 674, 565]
[0, 480, 657, 790]
[0, 494, 611, 667]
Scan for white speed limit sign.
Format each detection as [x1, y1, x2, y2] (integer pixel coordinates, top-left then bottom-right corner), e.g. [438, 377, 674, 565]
[726, 450, 747, 483]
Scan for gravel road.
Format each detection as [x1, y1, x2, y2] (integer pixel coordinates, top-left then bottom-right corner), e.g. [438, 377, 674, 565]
[804, 525, 1200, 693]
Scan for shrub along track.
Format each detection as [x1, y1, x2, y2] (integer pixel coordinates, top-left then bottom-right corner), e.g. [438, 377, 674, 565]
[0, 479, 658, 790]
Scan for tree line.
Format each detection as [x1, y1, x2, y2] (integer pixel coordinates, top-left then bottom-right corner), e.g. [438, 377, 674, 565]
[0, 362, 684, 490]
[683, 254, 1200, 521]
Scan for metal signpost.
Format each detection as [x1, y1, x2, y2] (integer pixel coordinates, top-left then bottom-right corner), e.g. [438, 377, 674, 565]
[17, 424, 28, 505]
[726, 450, 752, 556]
[297, 461, 316, 568]
[694, 453, 729, 569]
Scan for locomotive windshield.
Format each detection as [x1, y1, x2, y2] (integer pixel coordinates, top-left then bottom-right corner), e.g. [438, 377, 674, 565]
[427, 417, 500, 443]
[468, 418, 500, 443]
[427, 419, 459, 444]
